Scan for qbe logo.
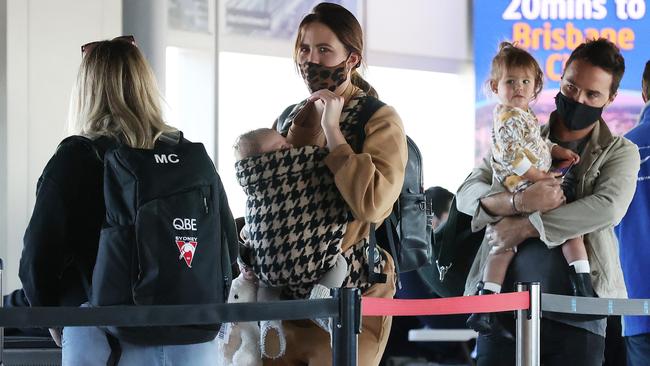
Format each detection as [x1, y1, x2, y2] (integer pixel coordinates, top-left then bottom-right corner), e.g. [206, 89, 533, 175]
[173, 218, 197, 231]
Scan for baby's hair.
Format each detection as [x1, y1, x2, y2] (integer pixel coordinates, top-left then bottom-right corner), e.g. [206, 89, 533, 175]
[488, 41, 544, 99]
[234, 128, 278, 160]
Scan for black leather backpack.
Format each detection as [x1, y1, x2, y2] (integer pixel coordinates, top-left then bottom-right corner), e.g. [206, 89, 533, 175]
[356, 98, 432, 282]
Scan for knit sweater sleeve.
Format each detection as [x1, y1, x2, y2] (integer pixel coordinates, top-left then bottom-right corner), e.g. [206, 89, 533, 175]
[324, 105, 407, 223]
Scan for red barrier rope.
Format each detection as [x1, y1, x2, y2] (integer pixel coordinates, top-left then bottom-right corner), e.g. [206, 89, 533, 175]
[361, 292, 530, 316]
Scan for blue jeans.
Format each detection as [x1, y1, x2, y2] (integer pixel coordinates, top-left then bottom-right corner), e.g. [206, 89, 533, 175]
[626, 333, 650, 366]
[62, 324, 219, 366]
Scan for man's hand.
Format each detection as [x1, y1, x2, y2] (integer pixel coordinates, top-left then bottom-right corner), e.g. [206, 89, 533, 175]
[520, 178, 565, 213]
[480, 178, 565, 218]
[486, 216, 538, 254]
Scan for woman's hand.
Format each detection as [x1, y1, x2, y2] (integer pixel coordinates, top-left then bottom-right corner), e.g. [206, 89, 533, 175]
[309, 89, 345, 130]
[309, 89, 347, 150]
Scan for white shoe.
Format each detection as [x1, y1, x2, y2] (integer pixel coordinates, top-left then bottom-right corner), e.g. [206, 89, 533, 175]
[260, 320, 286, 359]
[309, 284, 333, 345]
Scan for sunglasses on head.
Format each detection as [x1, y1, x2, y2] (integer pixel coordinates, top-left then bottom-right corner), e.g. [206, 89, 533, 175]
[81, 35, 136, 55]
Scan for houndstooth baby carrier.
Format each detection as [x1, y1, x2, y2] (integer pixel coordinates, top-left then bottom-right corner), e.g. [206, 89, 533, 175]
[275, 91, 389, 294]
[235, 146, 350, 298]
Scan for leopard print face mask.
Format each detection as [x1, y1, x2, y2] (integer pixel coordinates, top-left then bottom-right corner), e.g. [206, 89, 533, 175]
[299, 58, 350, 93]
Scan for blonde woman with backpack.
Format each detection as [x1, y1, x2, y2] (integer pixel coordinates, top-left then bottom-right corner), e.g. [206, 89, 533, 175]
[19, 36, 234, 366]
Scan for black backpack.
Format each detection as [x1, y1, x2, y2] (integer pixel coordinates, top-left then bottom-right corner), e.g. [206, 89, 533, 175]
[355, 99, 432, 282]
[76, 132, 237, 345]
[277, 97, 432, 283]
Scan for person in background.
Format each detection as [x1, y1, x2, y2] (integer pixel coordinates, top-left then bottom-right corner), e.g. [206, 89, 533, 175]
[614, 60, 650, 366]
[425, 186, 454, 230]
[382, 186, 470, 365]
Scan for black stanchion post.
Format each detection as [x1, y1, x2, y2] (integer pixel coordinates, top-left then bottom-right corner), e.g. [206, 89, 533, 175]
[331, 287, 361, 366]
[516, 282, 540, 366]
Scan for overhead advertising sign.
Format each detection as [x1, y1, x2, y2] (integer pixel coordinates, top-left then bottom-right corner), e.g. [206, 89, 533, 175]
[223, 0, 359, 40]
[474, 0, 649, 161]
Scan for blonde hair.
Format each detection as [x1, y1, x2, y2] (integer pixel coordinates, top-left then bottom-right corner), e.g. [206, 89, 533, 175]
[68, 38, 174, 148]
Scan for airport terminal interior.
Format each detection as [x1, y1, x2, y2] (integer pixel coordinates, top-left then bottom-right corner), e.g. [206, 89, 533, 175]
[0, 0, 650, 366]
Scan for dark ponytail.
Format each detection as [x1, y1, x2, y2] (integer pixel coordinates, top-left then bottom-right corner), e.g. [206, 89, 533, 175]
[351, 70, 378, 98]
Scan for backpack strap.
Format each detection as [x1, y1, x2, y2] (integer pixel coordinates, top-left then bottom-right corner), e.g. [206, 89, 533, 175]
[105, 333, 122, 366]
[352, 97, 401, 284]
[276, 104, 298, 134]
[157, 130, 183, 146]
[59, 135, 117, 164]
[367, 224, 388, 284]
[354, 96, 386, 152]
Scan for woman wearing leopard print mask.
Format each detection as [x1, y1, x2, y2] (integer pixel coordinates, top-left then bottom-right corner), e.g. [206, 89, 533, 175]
[267, 2, 408, 365]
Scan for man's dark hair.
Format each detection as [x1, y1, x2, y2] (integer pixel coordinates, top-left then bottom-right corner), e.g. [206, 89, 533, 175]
[565, 38, 625, 97]
[425, 186, 454, 219]
[643, 60, 650, 98]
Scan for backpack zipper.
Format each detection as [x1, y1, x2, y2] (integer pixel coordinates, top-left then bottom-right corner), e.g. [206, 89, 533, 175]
[223, 275, 230, 300]
[203, 196, 208, 214]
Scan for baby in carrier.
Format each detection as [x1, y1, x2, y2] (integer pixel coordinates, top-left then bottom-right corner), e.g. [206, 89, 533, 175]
[234, 128, 349, 358]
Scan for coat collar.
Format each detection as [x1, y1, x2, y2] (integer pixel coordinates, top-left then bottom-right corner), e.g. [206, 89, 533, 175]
[542, 111, 614, 152]
[542, 111, 615, 178]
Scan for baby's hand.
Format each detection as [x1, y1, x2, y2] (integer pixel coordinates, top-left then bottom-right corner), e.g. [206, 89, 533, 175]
[238, 262, 258, 283]
[524, 167, 561, 182]
[551, 145, 580, 165]
[543, 170, 563, 180]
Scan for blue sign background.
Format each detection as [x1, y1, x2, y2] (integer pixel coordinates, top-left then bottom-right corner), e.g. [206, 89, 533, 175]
[473, 0, 650, 160]
[474, 0, 650, 101]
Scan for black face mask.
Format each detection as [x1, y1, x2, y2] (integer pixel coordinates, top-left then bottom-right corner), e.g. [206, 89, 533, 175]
[554, 92, 604, 131]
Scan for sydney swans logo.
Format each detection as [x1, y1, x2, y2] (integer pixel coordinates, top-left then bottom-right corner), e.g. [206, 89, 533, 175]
[174, 217, 198, 268]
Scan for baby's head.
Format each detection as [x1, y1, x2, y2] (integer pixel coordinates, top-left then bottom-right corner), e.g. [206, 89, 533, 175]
[234, 128, 292, 160]
[488, 42, 544, 110]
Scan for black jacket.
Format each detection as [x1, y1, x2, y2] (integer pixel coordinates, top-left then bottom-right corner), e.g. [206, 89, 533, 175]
[20, 137, 104, 307]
